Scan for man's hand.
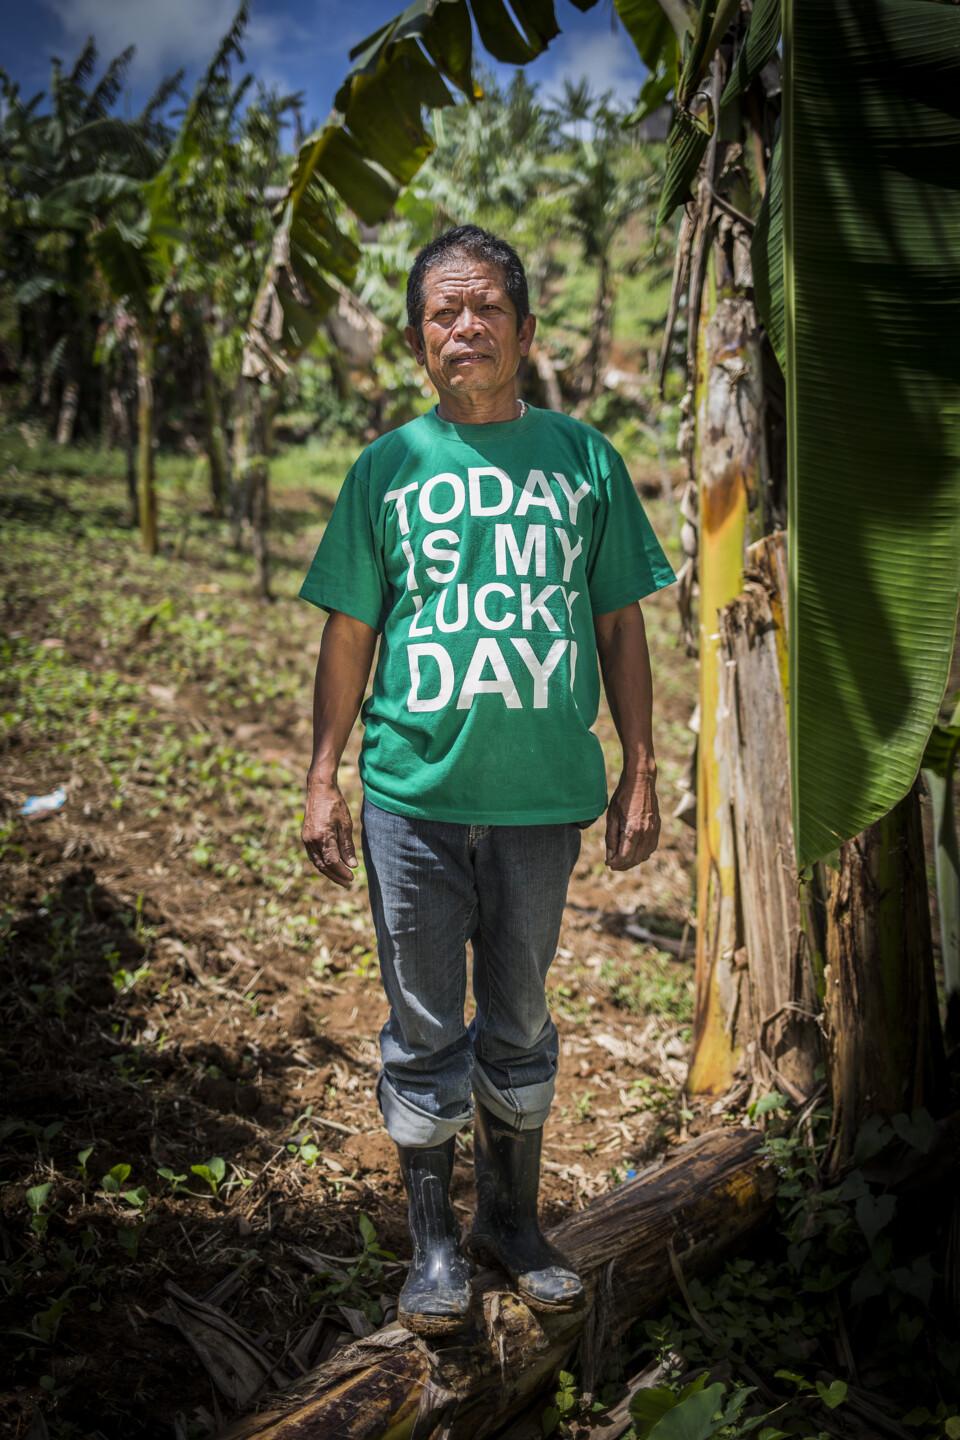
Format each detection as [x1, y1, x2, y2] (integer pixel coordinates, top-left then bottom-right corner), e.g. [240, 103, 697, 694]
[605, 769, 661, 870]
[302, 778, 358, 887]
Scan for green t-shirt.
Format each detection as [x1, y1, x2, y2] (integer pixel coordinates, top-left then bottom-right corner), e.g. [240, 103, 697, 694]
[298, 404, 676, 824]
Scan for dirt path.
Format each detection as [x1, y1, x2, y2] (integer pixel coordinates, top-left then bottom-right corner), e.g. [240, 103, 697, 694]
[0, 456, 740, 1437]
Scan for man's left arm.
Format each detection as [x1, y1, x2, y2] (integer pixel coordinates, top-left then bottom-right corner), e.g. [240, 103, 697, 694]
[594, 601, 661, 870]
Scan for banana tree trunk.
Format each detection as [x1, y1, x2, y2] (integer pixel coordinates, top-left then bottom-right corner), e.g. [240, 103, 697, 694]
[137, 327, 158, 557]
[109, 385, 139, 527]
[222, 1127, 776, 1440]
[687, 240, 766, 1096]
[923, 697, 960, 1051]
[715, 532, 822, 1104]
[926, 765, 960, 1050]
[202, 348, 229, 519]
[248, 381, 273, 601]
[219, 1108, 960, 1440]
[231, 385, 250, 552]
[99, 365, 114, 451]
[56, 374, 80, 446]
[583, 248, 613, 404]
[532, 345, 563, 412]
[822, 781, 948, 1179]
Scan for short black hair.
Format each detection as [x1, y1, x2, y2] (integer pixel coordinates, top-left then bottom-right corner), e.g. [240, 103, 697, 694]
[406, 225, 530, 335]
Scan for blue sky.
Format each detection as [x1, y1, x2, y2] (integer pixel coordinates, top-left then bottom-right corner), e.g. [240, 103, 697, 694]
[5, 0, 647, 136]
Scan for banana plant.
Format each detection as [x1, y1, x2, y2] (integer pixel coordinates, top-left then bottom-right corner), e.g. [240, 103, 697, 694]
[86, 6, 249, 554]
[548, 80, 660, 407]
[605, 0, 959, 1112]
[0, 44, 171, 443]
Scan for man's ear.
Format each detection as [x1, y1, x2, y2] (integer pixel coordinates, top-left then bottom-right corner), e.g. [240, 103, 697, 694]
[404, 325, 424, 364]
[518, 312, 536, 356]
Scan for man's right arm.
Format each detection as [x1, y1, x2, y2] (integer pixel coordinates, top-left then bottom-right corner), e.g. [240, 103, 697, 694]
[302, 610, 378, 887]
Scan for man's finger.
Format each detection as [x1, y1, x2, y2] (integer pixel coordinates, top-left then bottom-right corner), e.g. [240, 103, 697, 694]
[322, 863, 353, 888]
[321, 836, 354, 883]
[336, 820, 358, 868]
[611, 818, 661, 870]
[605, 805, 622, 863]
[318, 855, 354, 887]
[610, 824, 643, 870]
[305, 833, 355, 885]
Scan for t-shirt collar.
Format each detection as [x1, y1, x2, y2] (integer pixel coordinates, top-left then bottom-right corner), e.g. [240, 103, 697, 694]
[422, 402, 536, 444]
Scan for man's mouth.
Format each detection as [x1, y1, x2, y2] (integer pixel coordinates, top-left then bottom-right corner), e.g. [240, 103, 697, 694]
[450, 351, 492, 364]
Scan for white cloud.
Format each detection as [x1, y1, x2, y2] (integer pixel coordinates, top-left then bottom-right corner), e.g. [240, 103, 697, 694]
[543, 30, 645, 107]
[44, 0, 291, 82]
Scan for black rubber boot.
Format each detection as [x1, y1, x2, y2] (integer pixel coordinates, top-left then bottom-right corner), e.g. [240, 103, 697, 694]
[396, 1138, 473, 1335]
[465, 1101, 585, 1312]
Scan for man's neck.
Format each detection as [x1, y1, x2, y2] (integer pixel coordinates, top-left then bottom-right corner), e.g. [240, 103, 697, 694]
[435, 387, 521, 425]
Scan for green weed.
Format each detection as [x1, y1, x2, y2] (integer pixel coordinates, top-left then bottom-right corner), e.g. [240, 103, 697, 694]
[599, 950, 694, 1022]
[541, 1368, 604, 1436]
[288, 1107, 322, 1166]
[574, 1089, 594, 1123]
[549, 980, 593, 1023]
[157, 1166, 188, 1195]
[26, 1183, 53, 1238]
[189, 1157, 226, 1198]
[307, 1213, 398, 1328]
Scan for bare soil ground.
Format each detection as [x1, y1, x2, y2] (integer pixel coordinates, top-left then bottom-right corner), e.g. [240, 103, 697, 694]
[0, 442, 746, 1438]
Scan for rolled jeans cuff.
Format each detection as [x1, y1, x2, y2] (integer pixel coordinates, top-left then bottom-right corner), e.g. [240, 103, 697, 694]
[376, 1071, 473, 1147]
[472, 1060, 555, 1131]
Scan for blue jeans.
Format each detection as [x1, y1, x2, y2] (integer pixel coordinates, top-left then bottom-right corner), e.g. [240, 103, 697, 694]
[360, 797, 582, 1147]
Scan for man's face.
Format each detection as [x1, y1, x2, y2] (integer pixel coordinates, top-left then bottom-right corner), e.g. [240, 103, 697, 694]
[405, 255, 536, 406]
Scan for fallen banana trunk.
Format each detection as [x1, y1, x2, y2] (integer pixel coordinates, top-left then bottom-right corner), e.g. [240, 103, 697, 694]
[223, 1125, 777, 1440]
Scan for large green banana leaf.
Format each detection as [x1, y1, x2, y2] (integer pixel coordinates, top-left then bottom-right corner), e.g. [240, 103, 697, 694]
[719, 0, 779, 108]
[781, 0, 960, 867]
[613, 0, 684, 71]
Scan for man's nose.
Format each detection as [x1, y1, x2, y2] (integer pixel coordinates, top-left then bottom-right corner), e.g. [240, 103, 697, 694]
[452, 306, 483, 338]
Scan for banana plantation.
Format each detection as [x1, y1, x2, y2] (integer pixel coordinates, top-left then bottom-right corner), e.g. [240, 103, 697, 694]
[1, 1, 959, 1438]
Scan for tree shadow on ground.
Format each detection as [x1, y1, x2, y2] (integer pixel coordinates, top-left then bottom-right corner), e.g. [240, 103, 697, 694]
[566, 898, 694, 957]
[0, 484, 130, 536]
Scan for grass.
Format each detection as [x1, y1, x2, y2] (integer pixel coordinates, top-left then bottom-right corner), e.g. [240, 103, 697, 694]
[600, 949, 695, 1023]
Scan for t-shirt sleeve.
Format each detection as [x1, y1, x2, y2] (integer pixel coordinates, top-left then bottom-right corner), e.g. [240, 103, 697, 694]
[586, 451, 677, 615]
[298, 464, 387, 630]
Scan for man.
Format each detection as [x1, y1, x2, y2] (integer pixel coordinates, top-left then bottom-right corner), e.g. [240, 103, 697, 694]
[299, 225, 675, 1336]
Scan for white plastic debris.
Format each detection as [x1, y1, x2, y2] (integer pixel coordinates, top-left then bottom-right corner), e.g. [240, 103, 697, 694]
[19, 787, 67, 818]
